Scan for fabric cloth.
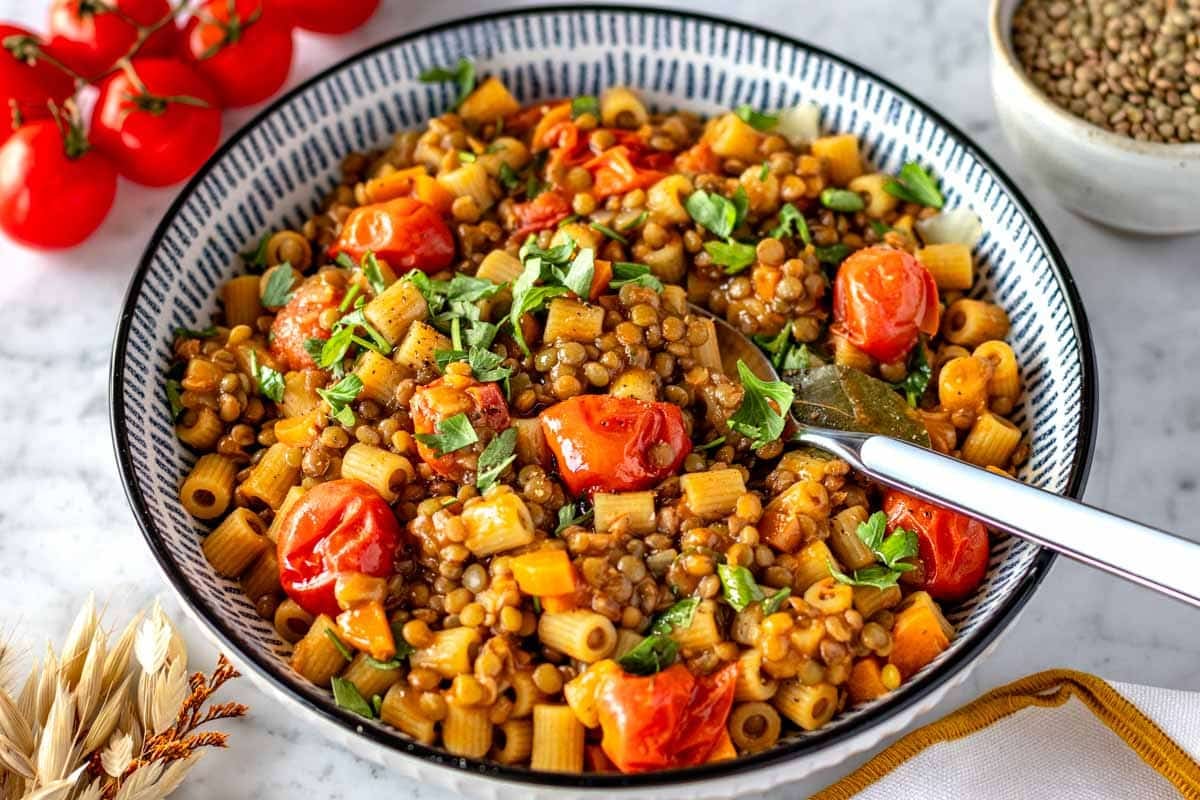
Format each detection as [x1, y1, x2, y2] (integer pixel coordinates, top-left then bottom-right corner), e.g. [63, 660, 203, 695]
[815, 670, 1200, 799]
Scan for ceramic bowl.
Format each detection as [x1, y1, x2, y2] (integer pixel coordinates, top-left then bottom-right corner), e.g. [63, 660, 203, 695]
[989, 0, 1200, 235]
[111, 7, 1097, 798]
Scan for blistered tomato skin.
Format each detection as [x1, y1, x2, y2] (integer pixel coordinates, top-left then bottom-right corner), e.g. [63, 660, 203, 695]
[269, 276, 344, 371]
[833, 246, 940, 364]
[276, 479, 401, 617]
[0, 24, 76, 141]
[410, 377, 511, 481]
[329, 197, 456, 274]
[47, 0, 176, 79]
[539, 395, 692, 496]
[180, 0, 294, 108]
[883, 489, 990, 601]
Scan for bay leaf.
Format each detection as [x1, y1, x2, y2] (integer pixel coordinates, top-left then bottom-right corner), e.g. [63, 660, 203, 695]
[787, 364, 931, 447]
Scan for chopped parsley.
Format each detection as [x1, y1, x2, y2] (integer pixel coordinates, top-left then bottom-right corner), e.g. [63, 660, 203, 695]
[476, 427, 517, 492]
[716, 564, 792, 613]
[687, 186, 758, 273]
[589, 220, 628, 245]
[498, 161, 520, 189]
[759, 161, 770, 181]
[362, 251, 387, 295]
[884, 161, 945, 209]
[365, 638, 415, 670]
[260, 265, 296, 308]
[571, 95, 599, 118]
[458, 150, 477, 163]
[753, 327, 810, 372]
[165, 379, 184, 420]
[239, 235, 270, 270]
[819, 188, 866, 213]
[331, 676, 374, 719]
[610, 262, 663, 292]
[892, 344, 931, 408]
[729, 360, 795, 450]
[555, 501, 593, 535]
[324, 628, 353, 662]
[317, 374, 363, 427]
[695, 435, 726, 451]
[828, 511, 920, 590]
[506, 237, 583, 356]
[620, 210, 648, 231]
[174, 325, 217, 339]
[617, 635, 678, 675]
[418, 57, 475, 109]
[413, 412, 478, 456]
[648, 598, 701, 635]
[248, 350, 285, 403]
[814, 243, 852, 266]
[704, 240, 757, 274]
[770, 203, 811, 244]
[734, 104, 778, 131]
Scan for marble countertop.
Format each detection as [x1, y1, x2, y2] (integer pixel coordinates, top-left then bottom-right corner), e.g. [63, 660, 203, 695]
[1, 0, 1198, 797]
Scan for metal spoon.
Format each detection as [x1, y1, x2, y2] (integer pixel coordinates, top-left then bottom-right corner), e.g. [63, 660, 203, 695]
[703, 308, 1200, 609]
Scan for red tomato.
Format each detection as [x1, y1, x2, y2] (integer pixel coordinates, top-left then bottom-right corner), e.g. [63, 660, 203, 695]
[90, 58, 220, 187]
[539, 395, 691, 496]
[270, 0, 380, 33]
[0, 26, 76, 141]
[584, 146, 665, 199]
[270, 275, 345, 371]
[511, 190, 571, 238]
[180, 0, 293, 108]
[329, 197, 455, 274]
[833, 246, 940, 364]
[276, 479, 401, 617]
[47, 0, 176, 79]
[410, 377, 511, 481]
[0, 119, 116, 249]
[883, 489, 990, 601]
[597, 663, 738, 773]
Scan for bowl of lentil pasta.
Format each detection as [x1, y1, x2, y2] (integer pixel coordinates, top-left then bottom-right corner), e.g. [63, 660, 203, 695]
[111, 6, 1097, 797]
[990, 0, 1200, 234]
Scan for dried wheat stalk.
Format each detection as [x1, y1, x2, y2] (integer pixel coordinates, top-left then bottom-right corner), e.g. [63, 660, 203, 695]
[0, 598, 247, 800]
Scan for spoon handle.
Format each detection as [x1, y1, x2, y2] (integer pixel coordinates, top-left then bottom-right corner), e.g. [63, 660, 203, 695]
[798, 430, 1200, 609]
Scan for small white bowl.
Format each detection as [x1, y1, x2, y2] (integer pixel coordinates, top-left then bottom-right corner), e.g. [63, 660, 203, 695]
[988, 0, 1200, 235]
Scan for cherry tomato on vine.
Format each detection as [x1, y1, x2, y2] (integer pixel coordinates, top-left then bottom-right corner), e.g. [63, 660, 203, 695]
[883, 489, 990, 601]
[0, 25, 76, 141]
[180, 0, 293, 107]
[276, 479, 401, 617]
[833, 245, 940, 364]
[268, 0, 379, 34]
[47, 0, 176, 80]
[539, 395, 692, 496]
[0, 117, 116, 248]
[90, 58, 221, 187]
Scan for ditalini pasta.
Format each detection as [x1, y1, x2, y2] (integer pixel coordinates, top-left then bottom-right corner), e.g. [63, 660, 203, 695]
[167, 76, 1026, 774]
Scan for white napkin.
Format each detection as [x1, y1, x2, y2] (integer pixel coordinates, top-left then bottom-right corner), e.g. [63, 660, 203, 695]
[816, 672, 1200, 800]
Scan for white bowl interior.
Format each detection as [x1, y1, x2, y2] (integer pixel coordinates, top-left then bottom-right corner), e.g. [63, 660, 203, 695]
[113, 7, 1093, 789]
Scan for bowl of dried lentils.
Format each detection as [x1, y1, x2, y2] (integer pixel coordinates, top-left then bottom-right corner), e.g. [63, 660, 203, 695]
[989, 0, 1200, 234]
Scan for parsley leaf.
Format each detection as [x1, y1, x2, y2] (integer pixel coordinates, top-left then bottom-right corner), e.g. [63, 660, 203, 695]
[414, 412, 478, 456]
[560, 248, 595, 299]
[729, 360, 795, 450]
[761, 587, 791, 615]
[468, 347, 512, 382]
[240, 235, 270, 270]
[759, 161, 770, 181]
[695, 435, 726, 451]
[498, 161, 520, 189]
[331, 676, 374, 719]
[589, 221, 628, 245]
[820, 188, 866, 213]
[717, 564, 764, 612]
[418, 57, 475, 109]
[704, 240, 757, 274]
[618, 635, 678, 675]
[555, 501, 593, 535]
[304, 337, 326, 362]
[571, 95, 600, 118]
[610, 262, 663, 292]
[261, 265, 296, 308]
[165, 379, 184, 420]
[362, 251, 387, 295]
[828, 561, 904, 590]
[884, 161, 945, 209]
[685, 190, 741, 239]
[734, 104, 778, 131]
[621, 210, 648, 231]
[770, 203, 811, 244]
[476, 427, 517, 491]
[892, 344, 931, 408]
[317, 374, 362, 427]
[248, 350, 285, 403]
[648, 598, 700, 635]
[828, 511, 920, 589]
[814, 243, 852, 266]
[458, 150, 477, 163]
[508, 250, 569, 356]
[174, 325, 217, 339]
[324, 627, 353, 662]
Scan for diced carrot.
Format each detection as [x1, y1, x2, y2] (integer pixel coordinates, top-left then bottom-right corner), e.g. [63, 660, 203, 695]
[531, 102, 573, 151]
[847, 657, 890, 704]
[273, 411, 321, 447]
[336, 599, 396, 662]
[888, 593, 953, 679]
[364, 166, 426, 203]
[752, 265, 781, 302]
[589, 258, 613, 301]
[511, 549, 578, 596]
[705, 729, 738, 763]
[674, 142, 721, 174]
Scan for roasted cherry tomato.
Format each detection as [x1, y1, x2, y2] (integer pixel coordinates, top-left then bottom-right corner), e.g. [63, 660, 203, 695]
[511, 190, 571, 238]
[329, 197, 455, 274]
[597, 663, 737, 773]
[0, 26, 76, 141]
[47, 0, 176, 79]
[0, 118, 117, 249]
[410, 376, 511, 481]
[180, 0, 293, 108]
[539, 395, 691, 496]
[833, 246, 940, 364]
[269, 0, 379, 33]
[883, 489, 989, 601]
[90, 58, 221, 186]
[276, 479, 401, 617]
[269, 274, 345, 371]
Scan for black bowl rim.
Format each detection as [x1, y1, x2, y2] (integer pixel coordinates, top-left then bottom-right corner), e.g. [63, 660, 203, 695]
[109, 4, 1098, 790]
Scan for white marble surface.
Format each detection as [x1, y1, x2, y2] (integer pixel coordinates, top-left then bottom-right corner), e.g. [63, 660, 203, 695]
[1, 0, 1198, 797]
